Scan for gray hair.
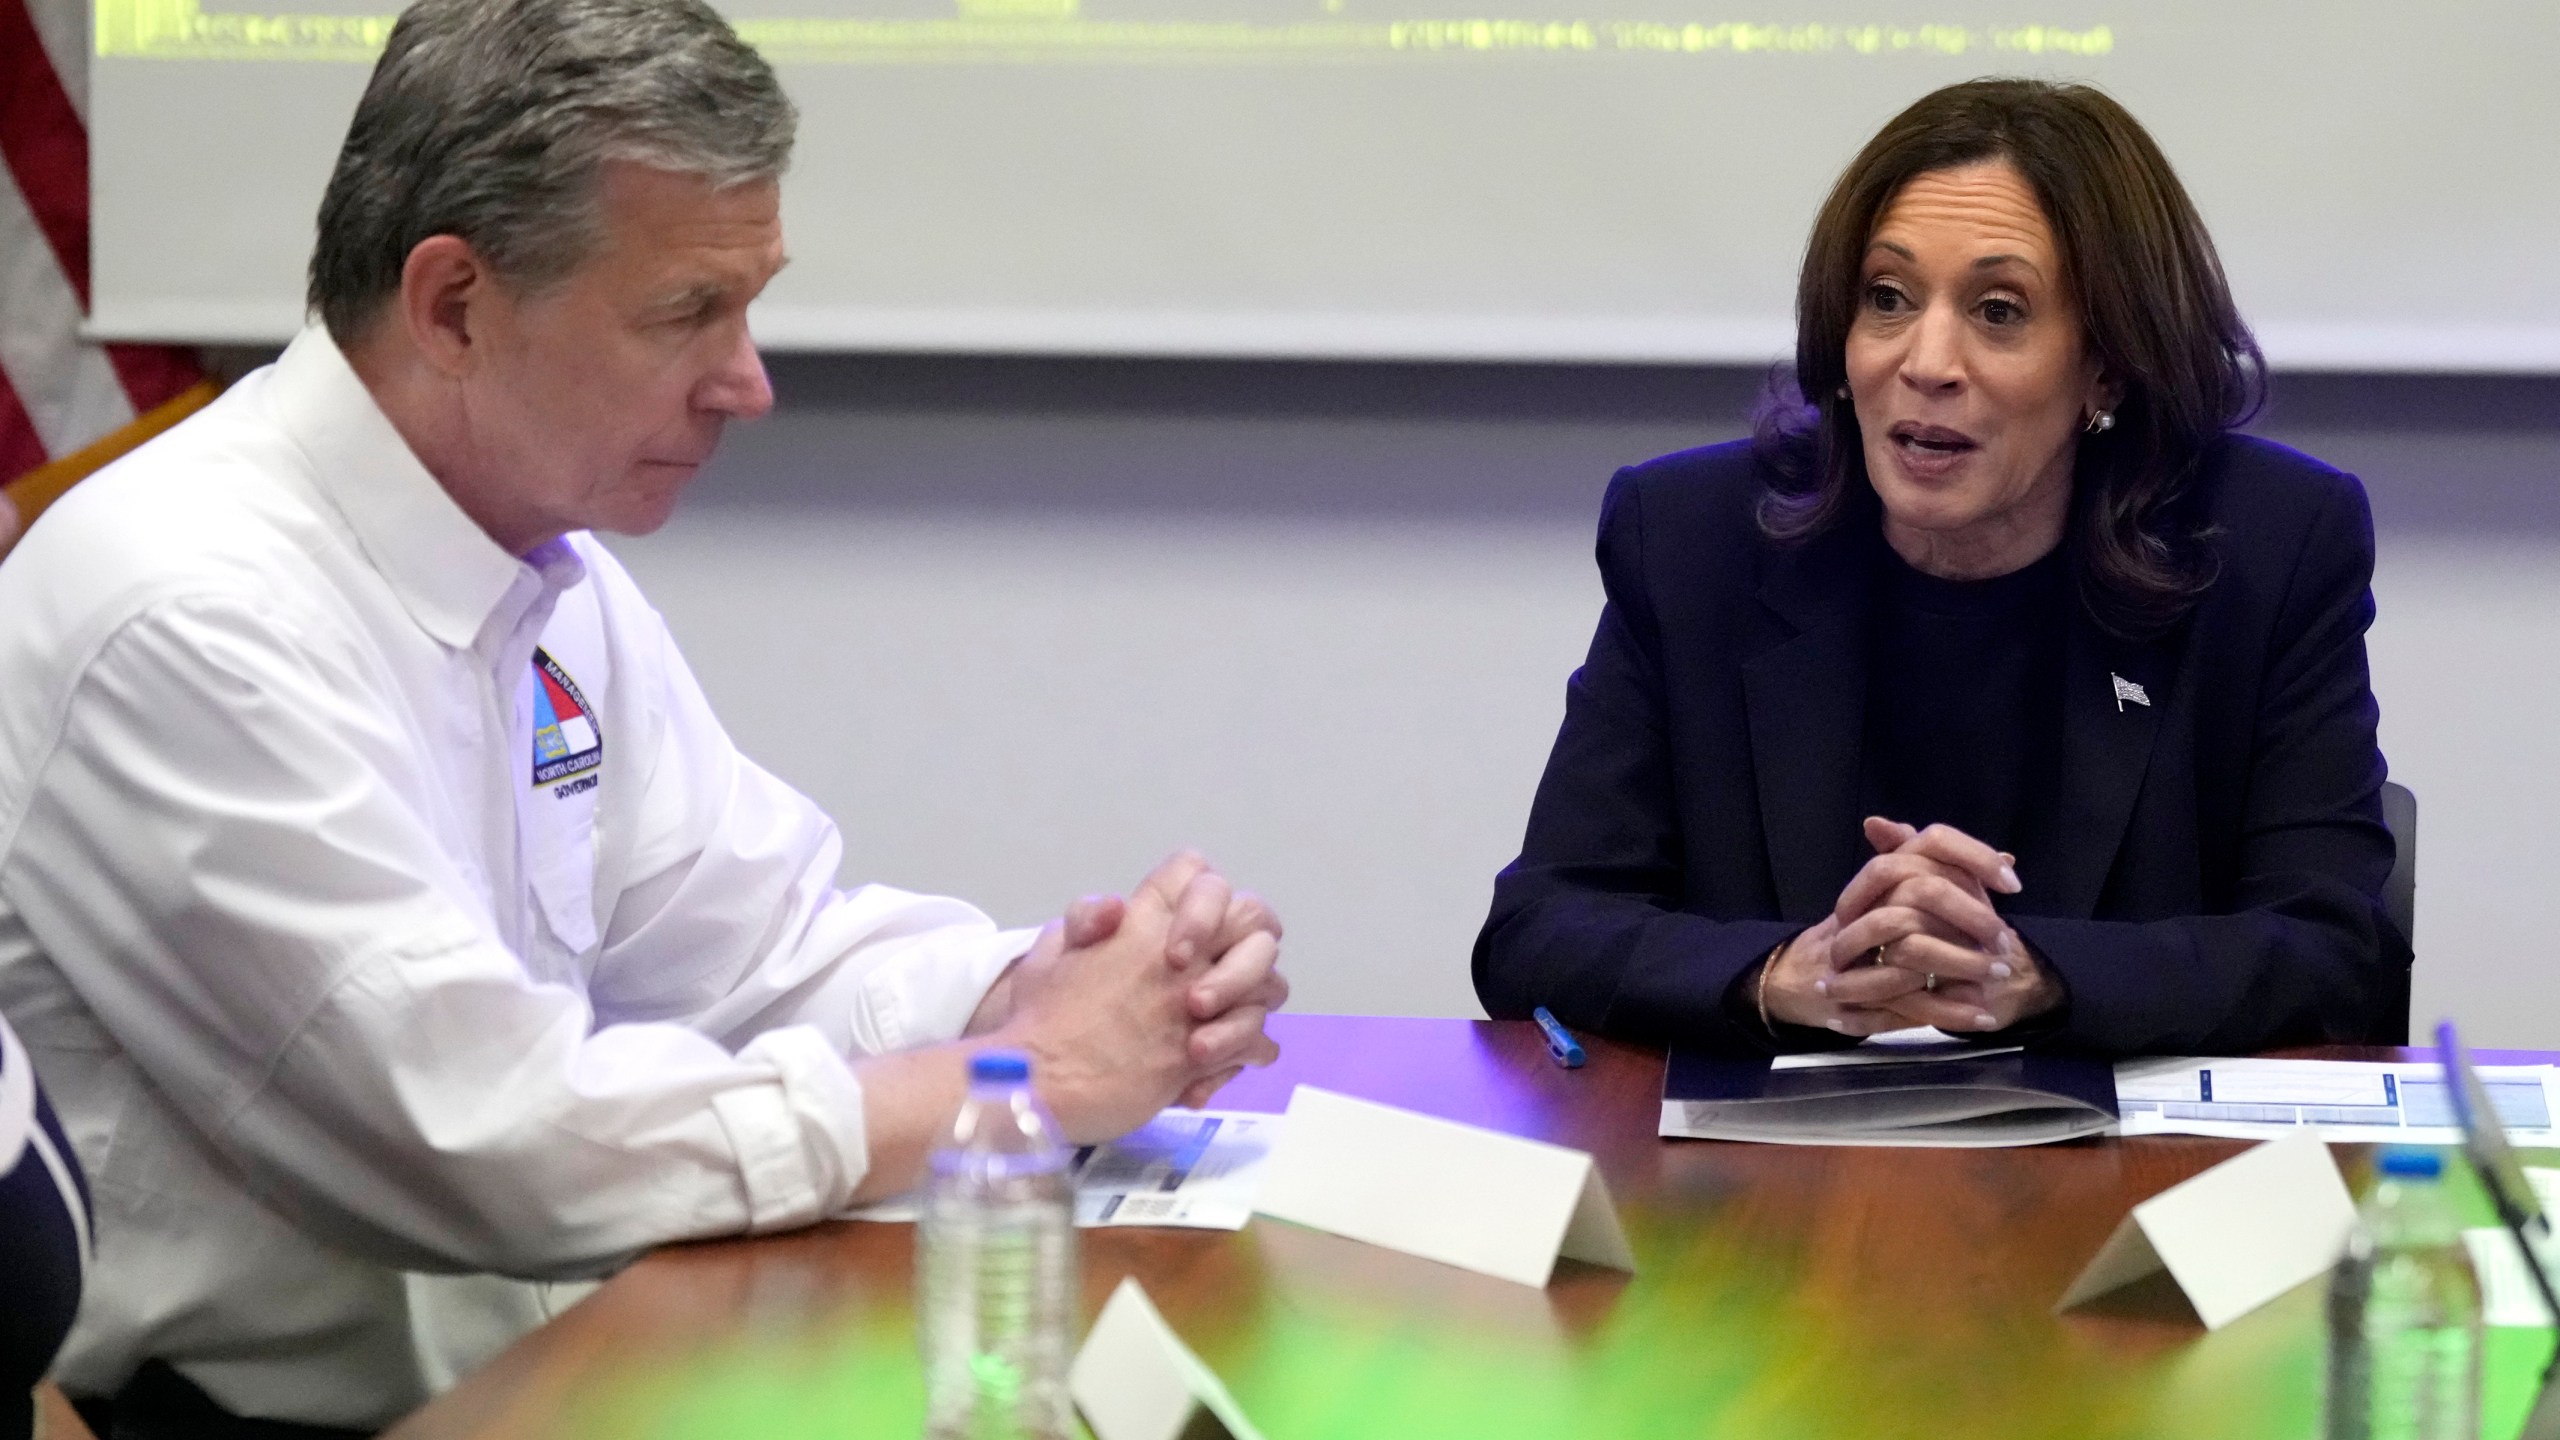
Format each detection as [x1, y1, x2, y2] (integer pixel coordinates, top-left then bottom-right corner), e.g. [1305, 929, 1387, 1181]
[307, 0, 795, 342]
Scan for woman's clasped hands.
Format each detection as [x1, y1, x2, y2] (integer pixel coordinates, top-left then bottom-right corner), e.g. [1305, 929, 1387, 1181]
[1762, 817, 2064, 1037]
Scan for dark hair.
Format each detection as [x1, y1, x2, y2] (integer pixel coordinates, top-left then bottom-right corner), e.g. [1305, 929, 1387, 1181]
[308, 0, 795, 344]
[1753, 77, 2264, 636]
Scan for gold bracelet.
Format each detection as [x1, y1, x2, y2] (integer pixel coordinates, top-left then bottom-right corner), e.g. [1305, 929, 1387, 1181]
[1755, 938, 1787, 1037]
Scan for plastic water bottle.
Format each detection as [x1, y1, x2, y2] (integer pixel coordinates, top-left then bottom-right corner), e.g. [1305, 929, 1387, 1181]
[2324, 1147, 2482, 1440]
[919, 1050, 1077, 1440]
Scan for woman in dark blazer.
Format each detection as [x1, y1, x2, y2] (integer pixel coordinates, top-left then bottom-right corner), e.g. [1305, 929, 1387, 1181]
[3, 1008, 89, 1440]
[1474, 79, 2409, 1057]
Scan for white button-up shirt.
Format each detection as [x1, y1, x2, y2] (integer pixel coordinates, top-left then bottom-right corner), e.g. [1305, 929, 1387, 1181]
[0, 328, 1030, 1426]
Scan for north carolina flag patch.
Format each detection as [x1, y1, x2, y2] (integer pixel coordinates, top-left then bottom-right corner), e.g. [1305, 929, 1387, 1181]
[531, 648, 602, 787]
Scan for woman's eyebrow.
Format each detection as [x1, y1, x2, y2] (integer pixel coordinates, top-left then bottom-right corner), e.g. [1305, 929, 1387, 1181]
[1972, 253, 2045, 279]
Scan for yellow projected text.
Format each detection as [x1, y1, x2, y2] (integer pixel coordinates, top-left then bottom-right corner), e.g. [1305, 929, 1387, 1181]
[96, 0, 2110, 65]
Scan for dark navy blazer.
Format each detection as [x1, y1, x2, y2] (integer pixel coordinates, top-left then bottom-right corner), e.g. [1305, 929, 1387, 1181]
[1474, 435, 2410, 1056]
[2, 1011, 87, 1440]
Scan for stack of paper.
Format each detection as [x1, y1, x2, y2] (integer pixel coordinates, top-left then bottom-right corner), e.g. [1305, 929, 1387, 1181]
[1660, 1032, 2118, 1147]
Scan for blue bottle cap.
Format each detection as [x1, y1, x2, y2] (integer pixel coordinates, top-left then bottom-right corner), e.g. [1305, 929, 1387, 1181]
[2377, 1146, 2443, 1179]
[970, 1050, 1031, 1084]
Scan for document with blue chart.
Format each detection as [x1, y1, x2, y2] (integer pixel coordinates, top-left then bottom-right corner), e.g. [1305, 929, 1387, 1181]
[2114, 1057, 2560, 1144]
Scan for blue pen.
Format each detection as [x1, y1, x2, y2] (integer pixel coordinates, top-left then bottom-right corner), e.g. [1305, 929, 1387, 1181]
[1531, 1006, 1585, 1069]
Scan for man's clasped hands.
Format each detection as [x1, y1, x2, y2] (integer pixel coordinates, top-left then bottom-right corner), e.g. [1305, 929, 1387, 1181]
[1762, 817, 2065, 1038]
[966, 851, 1288, 1142]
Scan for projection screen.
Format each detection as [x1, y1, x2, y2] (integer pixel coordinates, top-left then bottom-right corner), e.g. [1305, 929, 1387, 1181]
[87, 0, 2560, 369]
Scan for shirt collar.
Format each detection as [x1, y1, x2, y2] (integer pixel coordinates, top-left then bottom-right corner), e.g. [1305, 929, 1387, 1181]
[267, 326, 579, 651]
[481, 536, 589, 670]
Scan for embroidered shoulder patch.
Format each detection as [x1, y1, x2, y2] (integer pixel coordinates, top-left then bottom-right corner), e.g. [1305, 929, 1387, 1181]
[531, 648, 603, 787]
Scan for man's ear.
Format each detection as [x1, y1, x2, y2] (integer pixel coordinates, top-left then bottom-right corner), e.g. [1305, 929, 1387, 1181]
[395, 235, 494, 378]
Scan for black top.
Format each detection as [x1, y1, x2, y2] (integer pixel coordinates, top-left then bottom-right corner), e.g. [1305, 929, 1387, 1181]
[1717, 542, 2078, 1041]
[2, 1013, 89, 1440]
[1473, 434, 2409, 1057]
[1858, 543, 2069, 861]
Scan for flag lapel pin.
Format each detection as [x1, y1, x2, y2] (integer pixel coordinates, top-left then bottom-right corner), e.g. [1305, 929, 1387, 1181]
[2110, 673, 2151, 712]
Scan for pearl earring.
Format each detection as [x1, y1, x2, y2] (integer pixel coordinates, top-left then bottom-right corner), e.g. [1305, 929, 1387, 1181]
[2084, 409, 2116, 435]
[1835, 385, 1851, 400]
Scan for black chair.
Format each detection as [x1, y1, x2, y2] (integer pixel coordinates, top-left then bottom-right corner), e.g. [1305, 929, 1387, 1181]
[2380, 781, 2417, 945]
[2379, 780, 2417, 1042]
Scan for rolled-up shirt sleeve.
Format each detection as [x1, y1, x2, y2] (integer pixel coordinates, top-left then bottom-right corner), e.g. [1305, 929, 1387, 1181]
[4, 594, 914, 1279]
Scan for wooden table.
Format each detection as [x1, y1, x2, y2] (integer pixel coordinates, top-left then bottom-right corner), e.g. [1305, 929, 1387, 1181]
[389, 1016, 2558, 1439]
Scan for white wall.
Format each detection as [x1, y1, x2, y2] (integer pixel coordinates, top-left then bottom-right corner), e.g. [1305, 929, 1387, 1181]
[613, 511, 1591, 1020]
[607, 359, 2560, 1044]
[2367, 540, 2560, 1045]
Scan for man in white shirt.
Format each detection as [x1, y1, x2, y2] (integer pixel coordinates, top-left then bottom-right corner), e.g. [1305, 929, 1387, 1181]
[0, 0, 1285, 1432]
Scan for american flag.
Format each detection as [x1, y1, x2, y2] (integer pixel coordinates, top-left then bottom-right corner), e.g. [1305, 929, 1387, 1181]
[1, 0, 213, 555]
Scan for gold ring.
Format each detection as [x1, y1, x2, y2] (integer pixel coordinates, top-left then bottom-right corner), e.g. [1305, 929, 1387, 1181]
[1869, 944, 1888, 968]
[1924, 973, 1940, 993]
